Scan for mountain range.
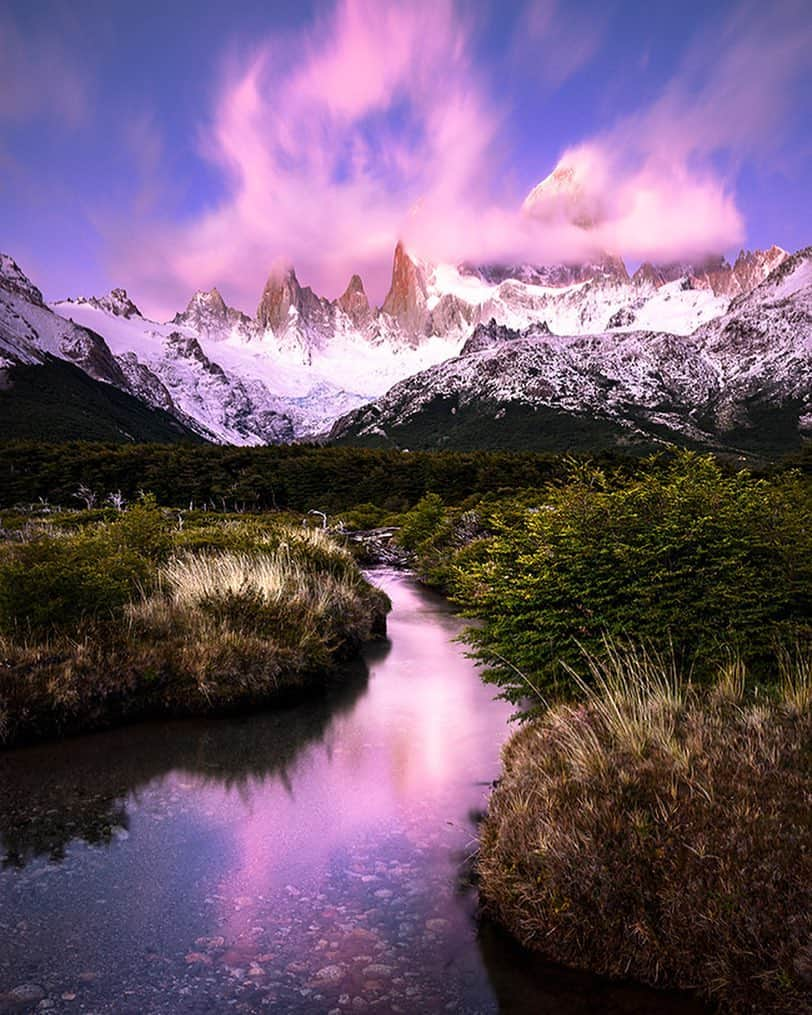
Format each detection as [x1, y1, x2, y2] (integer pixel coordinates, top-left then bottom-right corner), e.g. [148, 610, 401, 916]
[331, 247, 812, 456]
[1, 236, 809, 456]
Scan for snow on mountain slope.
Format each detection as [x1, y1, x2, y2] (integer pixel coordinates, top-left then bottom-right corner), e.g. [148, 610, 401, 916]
[607, 279, 729, 334]
[330, 248, 812, 454]
[36, 236, 796, 445]
[695, 246, 812, 431]
[50, 301, 294, 444]
[330, 323, 721, 449]
[0, 255, 128, 385]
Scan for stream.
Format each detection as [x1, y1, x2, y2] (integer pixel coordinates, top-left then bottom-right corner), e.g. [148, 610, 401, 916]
[0, 570, 708, 1014]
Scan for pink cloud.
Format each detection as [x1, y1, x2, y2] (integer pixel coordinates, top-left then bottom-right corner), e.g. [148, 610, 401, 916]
[523, 1, 812, 263]
[108, 0, 811, 319]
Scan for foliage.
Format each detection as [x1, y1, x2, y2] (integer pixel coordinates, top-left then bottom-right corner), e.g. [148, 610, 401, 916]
[335, 502, 392, 531]
[0, 513, 388, 746]
[0, 441, 635, 513]
[0, 496, 170, 634]
[453, 453, 812, 707]
[396, 493, 447, 551]
[478, 648, 812, 1014]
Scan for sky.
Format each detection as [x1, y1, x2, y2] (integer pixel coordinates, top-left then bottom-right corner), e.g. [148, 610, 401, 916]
[2, 0, 811, 319]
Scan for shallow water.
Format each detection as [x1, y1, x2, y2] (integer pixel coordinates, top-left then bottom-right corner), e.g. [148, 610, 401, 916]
[0, 571, 708, 1014]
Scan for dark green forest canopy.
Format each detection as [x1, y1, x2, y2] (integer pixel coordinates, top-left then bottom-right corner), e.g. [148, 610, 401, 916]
[0, 442, 566, 511]
[0, 442, 808, 513]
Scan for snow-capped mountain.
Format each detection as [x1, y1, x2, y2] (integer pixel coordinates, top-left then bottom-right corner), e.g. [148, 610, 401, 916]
[0, 255, 205, 444]
[1, 256, 292, 444]
[0, 254, 128, 386]
[329, 247, 812, 455]
[2, 233, 800, 450]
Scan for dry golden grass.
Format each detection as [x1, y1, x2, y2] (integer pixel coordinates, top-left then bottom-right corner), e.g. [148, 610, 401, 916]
[478, 648, 812, 1014]
[0, 526, 388, 746]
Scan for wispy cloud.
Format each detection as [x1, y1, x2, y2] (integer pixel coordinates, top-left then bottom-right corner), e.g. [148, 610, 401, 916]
[511, 0, 609, 88]
[530, 0, 812, 260]
[107, 0, 811, 317]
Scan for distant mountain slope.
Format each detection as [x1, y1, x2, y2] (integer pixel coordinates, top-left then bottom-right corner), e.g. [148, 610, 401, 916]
[329, 248, 812, 457]
[0, 255, 206, 445]
[51, 242, 788, 442]
[2, 236, 799, 448]
[0, 357, 204, 444]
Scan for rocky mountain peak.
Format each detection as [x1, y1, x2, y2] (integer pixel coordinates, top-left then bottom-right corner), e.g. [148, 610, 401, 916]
[337, 273, 371, 326]
[175, 287, 229, 325]
[632, 262, 669, 289]
[381, 242, 429, 332]
[58, 288, 142, 319]
[461, 317, 549, 355]
[256, 263, 303, 334]
[195, 287, 228, 314]
[103, 288, 142, 318]
[521, 162, 602, 230]
[728, 245, 789, 293]
[686, 248, 790, 297]
[0, 254, 45, 306]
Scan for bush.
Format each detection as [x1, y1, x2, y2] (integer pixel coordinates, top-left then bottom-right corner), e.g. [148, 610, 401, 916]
[478, 649, 812, 1014]
[338, 502, 389, 530]
[396, 492, 446, 551]
[456, 453, 812, 708]
[0, 531, 150, 634]
[0, 497, 172, 634]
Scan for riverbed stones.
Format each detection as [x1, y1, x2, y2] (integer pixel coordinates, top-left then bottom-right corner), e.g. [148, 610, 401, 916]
[361, 964, 392, 978]
[312, 964, 345, 986]
[9, 983, 46, 1003]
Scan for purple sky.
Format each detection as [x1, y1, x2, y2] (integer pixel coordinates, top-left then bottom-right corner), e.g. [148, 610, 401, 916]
[2, 0, 811, 319]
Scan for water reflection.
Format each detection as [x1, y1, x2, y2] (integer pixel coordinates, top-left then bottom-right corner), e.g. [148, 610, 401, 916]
[0, 571, 707, 1013]
[476, 920, 710, 1015]
[0, 658, 372, 868]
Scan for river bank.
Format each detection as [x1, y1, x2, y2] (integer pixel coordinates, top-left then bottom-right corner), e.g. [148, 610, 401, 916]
[0, 509, 389, 748]
[0, 570, 709, 1014]
[477, 656, 812, 1014]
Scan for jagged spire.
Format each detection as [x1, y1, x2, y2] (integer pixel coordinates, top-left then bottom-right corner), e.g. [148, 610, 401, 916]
[381, 241, 429, 331]
[256, 262, 302, 332]
[337, 273, 371, 326]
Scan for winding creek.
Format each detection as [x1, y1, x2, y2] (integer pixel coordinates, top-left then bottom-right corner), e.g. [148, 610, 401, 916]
[0, 571, 707, 1014]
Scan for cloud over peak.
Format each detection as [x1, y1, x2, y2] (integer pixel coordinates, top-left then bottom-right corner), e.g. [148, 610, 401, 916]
[104, 0, 811, 317]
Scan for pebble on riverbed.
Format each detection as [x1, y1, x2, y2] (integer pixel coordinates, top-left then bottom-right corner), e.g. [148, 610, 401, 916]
[8, 984, 46, 1004]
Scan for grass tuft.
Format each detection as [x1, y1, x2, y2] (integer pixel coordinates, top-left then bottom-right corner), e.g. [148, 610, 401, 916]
[478, 645, 812, 1014]
[0, 519, 388, 746]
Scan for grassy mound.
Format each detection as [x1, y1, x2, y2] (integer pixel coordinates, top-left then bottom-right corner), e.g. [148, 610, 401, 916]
[478, 648, 812, 1014]
[0, 508, 388, 746]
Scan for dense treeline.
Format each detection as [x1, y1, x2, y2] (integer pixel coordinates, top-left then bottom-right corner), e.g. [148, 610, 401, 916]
[0, 441, 625, 512]
[3, 441, 809, 513]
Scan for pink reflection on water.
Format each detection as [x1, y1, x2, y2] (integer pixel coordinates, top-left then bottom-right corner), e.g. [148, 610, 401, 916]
[177, 572, 511, 950]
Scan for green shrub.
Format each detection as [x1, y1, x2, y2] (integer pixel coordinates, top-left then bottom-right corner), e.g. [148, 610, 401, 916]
[0, 533, 150, 634]
[339, 502, 388, 530]
[0, 497, 172, 634]
[396, 493, 446, 552]
[456, 453, 812, 708]
[114, 494, 173, 561]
